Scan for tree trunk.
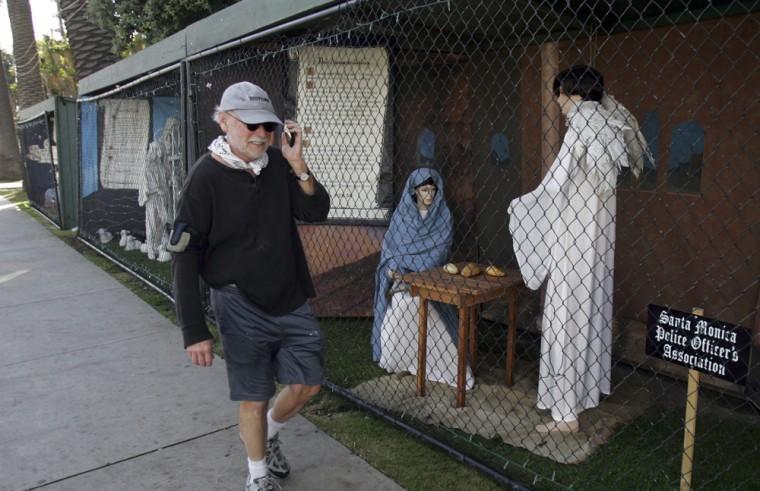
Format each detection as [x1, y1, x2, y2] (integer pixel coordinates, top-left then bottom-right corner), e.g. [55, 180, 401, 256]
[6, 0, 46, 108]
[0, 64, 23, 181]
[58, 0, 119, 81]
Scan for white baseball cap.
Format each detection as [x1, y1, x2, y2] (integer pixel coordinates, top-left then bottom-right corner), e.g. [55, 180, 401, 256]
[218, 82, 283, 126]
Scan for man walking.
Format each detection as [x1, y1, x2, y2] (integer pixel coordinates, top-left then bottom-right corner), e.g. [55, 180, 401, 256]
[170, 81, 330, 490]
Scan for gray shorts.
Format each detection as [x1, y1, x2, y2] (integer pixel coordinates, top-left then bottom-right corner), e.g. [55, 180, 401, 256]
[210, 285, 324, 401]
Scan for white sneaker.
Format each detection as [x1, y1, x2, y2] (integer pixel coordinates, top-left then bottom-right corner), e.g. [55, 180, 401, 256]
[245, 473, 281, 491]
[266, 434, 290, 478]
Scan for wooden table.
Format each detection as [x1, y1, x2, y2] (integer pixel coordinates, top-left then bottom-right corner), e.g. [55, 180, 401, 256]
[400, 264, 523, 408]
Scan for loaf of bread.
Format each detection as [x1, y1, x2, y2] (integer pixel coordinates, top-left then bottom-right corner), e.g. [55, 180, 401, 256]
[443, 263, 459, 274]
[485, 265, 506, 277]
[460, 263, 481, 278]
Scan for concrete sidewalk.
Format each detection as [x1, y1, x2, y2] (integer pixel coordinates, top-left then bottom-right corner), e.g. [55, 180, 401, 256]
[0, 192, 403, 491]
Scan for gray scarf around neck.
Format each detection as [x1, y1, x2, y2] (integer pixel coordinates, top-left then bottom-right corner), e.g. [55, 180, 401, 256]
[208, 136, 269, 175]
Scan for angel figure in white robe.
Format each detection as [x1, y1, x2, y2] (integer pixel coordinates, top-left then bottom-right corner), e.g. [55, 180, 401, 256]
[508, 65, 651, 433]
[138, 117, 184, 261]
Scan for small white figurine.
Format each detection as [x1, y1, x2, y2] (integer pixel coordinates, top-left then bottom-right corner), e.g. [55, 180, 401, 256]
[96, 228, 113, 244]
[156, 244, 171, 262]
[125, 235, 139, 251]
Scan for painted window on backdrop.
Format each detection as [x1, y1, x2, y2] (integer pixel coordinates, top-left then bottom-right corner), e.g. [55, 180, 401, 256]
[667, 120, 704, 194]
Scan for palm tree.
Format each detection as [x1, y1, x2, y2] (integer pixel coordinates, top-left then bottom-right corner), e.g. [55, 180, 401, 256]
[0, 61, 22, 181]
[57, 0, 119, 81]
[5, 0, 46, 108]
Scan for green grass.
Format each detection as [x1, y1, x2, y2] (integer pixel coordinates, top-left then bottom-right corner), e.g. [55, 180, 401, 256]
[305, 394, 506, 491]
[407, 407, 760, 490]
[321, 318, 387, 387]
[1, 188, 30, 209]
[74, 228, 173, 293]
[95, 238, 172, 288]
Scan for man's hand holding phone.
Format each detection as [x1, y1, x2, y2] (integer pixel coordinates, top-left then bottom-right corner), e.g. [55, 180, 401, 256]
[281, 120, 315, 195]
[282, 119, 299, 149]
[281, 120, 303, 165]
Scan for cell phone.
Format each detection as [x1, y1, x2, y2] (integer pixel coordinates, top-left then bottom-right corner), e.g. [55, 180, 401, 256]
[284, 127, 296, 147]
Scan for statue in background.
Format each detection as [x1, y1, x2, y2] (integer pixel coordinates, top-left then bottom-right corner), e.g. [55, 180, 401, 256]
[138, 117, 183, 262]
[373, 167, 473, 389]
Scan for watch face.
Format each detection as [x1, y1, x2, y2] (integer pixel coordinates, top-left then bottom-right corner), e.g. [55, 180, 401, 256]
[298, 171, 310, 181]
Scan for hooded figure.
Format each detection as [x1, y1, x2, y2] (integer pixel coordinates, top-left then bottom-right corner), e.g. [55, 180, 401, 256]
[373, 167, 473, 389]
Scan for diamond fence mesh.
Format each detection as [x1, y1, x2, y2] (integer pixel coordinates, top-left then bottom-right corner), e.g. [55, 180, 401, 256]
[77, 0, 758, 488]
[19, 114, 61, 226]
[77, 69, 184, 292]
[187, 2, 759, 488]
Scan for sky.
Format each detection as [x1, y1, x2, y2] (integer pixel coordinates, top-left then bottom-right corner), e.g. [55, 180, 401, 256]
[0, 0, 63, 53]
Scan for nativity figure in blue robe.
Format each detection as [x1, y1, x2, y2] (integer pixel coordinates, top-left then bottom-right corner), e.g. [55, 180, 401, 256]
[372, 168, 474, 388]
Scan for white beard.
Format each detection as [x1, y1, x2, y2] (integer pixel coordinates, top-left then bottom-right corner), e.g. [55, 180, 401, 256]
[208, 136, 269, 175]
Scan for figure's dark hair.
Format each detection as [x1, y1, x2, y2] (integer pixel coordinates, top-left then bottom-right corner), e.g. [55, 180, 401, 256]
[411, 176, 437, 202]
[553, 65, 605, 102]
[413, 176, 436, 190]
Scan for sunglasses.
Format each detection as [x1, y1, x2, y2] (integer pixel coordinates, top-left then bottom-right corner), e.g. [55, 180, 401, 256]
[230, 114, 277, 132]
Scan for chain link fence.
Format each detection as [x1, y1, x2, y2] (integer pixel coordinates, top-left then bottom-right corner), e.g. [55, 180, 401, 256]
[75, 0, 758, 488]
[77, 68, 184, 293]
[18, 113, 61, 226]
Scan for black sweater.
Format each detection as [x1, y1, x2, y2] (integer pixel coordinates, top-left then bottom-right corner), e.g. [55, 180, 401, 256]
[172, 150, 330, 347]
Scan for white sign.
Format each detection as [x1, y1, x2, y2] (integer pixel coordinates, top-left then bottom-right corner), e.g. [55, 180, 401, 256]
[295, 46, 390, 220]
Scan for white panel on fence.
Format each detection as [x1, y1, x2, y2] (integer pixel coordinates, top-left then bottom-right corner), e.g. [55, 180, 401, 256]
[100, 99, 150, 190]
[295, 46, 391, 221]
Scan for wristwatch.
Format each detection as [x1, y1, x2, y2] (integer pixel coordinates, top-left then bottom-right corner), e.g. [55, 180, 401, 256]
[294, 170, 311, 181]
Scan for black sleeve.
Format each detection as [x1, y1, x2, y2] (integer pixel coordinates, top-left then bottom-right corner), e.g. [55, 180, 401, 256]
[172, 253, 211, 348]
[171, 190, 213, 348]
[290, 176, 331, 222]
